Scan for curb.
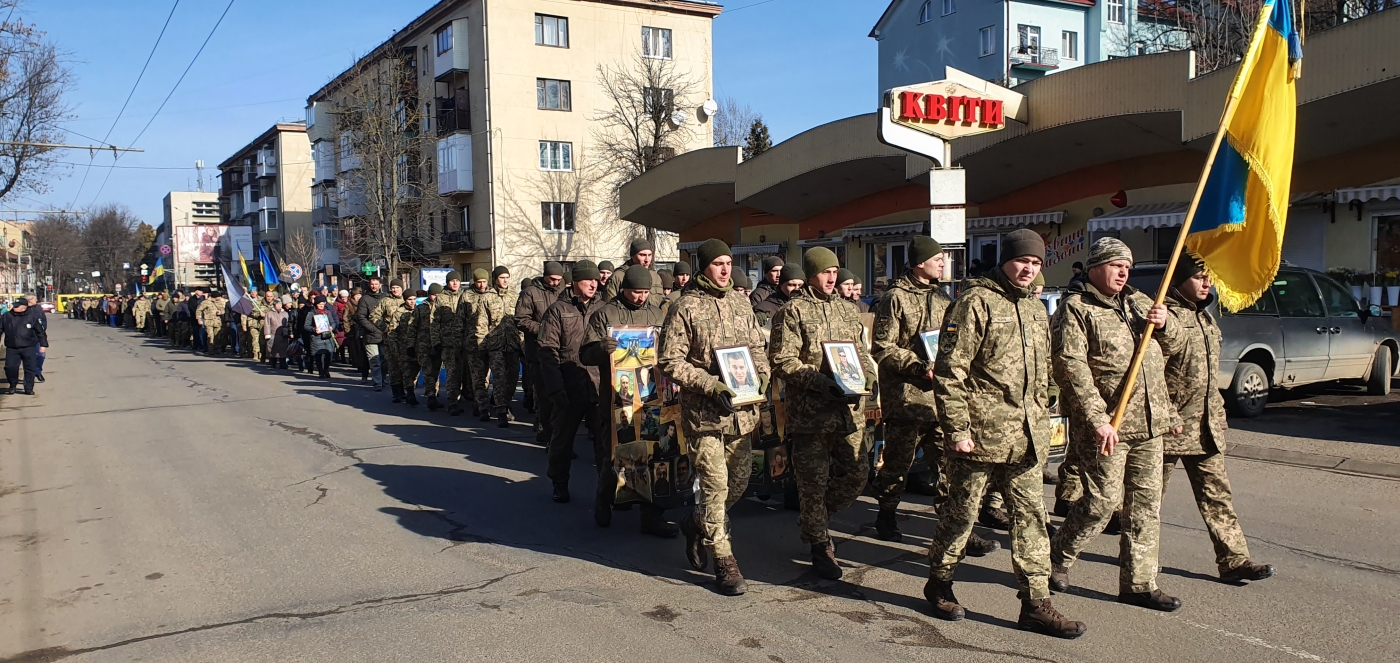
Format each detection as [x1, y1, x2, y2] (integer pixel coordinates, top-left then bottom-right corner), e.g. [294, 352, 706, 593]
[1227, 443, 1400, 480]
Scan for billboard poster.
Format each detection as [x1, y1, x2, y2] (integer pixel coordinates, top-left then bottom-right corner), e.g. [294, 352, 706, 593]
[174, 225, 255, 264]
[420, 267, 452, 291]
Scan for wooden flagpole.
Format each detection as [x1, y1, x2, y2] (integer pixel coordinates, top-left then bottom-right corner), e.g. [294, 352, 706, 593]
[1105, 94, 1241, 443]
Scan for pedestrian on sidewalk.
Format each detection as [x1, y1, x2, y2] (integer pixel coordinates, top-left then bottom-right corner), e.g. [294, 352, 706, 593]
[2, 298, 48, 395]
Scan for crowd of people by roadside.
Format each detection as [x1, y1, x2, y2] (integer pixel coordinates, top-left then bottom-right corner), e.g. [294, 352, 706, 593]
[64, 232, 1276, 641]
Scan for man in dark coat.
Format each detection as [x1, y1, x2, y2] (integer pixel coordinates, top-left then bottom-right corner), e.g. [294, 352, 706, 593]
[749, 255, 785, 307]
[2, 299, 49, 395]
[539, 261, 607, 503]
[355, 276, 388, 390]
[517, 261, 568, 443]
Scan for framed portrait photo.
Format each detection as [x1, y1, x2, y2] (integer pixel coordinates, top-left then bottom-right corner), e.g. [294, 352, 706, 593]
[822, 341, 869, 396]
[918, 330, 941, 361]
[714, 345, 765, 407]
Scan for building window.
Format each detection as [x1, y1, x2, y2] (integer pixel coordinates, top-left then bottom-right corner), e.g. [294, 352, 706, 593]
[643, 87, 674, 115]
[642, 26, 672, 60]
[541, 202, 575, 233]
[338, 133, 354, 159]
[918, 1, 933, 23]
[535, 14, 569, 48]
[262, 210, 279, 232]
[1106, 0, 1125, 24]
[422, 46, 429, 74]
[1017, 25, 1041, 53]
[538, 141, 573, 171]
[437, 140, 456, 174]
[941, 0, 955, 16]
[435, 24, 453, 55]
[536, 78, 572, 111]
[979, 26, 995, 56]
[1062, 31, 1078, 60]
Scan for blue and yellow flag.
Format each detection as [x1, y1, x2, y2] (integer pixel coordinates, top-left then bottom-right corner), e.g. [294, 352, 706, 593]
[1185, 0, 1302, 312]
[149, 258, 165, 284]
[237, 248, 253, 290]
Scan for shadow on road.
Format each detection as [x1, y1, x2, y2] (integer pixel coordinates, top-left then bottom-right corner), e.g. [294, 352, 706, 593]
[1230, 381, 1400, 447]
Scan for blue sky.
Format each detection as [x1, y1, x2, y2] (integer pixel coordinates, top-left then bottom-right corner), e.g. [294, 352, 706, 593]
[22, 0, 880, 227]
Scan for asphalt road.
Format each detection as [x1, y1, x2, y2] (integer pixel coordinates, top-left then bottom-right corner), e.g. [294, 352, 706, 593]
[2, 319, 1398, 663]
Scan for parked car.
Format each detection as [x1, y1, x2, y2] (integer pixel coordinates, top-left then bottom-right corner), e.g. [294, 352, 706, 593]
[1126, 263, 1400, 417]
[40, 301, 56, 313]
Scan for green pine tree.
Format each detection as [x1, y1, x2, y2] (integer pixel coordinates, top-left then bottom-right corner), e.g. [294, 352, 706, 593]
[743, 119, 772, 161]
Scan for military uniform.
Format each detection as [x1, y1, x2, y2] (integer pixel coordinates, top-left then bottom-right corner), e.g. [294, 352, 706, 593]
[768, 284, 874, 555]
[415, 292, 440, 404]
[602, 262, 663, 303]
[517, 279, 566, 440]
[153, 296, 169, 336]
[133, 297, 150, 332]
[1161, 289, 1255, 575]
[433, 286, 469, 413]
[1050, 281, 1183, 594]
[242, 297, 265, 361]
[927, 271, 1053, 598]
[197, 297, 227, 354]
[475, 283, 521, 418]
[870, 273, 951, 518]
[393, 297, 421, 401]
[371, 294, 406, 398]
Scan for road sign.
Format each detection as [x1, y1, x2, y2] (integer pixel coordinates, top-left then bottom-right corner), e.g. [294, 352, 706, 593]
[44, 275, 52, 284]
[287, 263, 304, 280]
[159, 244, 172, 256]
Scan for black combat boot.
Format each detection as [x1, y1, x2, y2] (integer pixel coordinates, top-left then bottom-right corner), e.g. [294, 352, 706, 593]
[965, 532, 1000, 557]
[639, 505, 679, 538]
[551, 481, 570, 503]
[874, 507, 902, 542]
[923, 578, 965, 621]
[979, 505, 1011, 531]
[391, 385, 403, 404]
[1053, 497, 1071, 518]
[426, 395, 441, 411]
[1220, 560, 1275, 583]
[713, 555, 748, 596]
[404, 389, 419, 407]
[478, 410, 492, 422]
[1018, 598, 1087, 639]
[1118, 588, 1182, 612]
[680, 513, 709, 571]
[1104, 511, 1123, 535]
[472, 404, 480, 417]
[594, 479, 613, 528]
[811, 543, 842, 580]
[497, 413, 510, 428]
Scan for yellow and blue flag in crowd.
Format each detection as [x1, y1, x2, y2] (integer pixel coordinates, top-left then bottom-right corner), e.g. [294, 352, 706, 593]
[257, 242, 281, 287]
[1184, 0, 1301, 312]
[149, 258, 165, 284]
[237, 248, 253, 289]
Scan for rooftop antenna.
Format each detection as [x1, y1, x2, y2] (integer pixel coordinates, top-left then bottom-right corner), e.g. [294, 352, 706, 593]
[195, 160, 206, 192]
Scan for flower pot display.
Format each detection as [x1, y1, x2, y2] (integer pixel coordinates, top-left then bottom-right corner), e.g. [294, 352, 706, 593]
[1371, 287, 1384, 307]
[1352, 285, 1364, 301]
[1389, 286, 1400, 307]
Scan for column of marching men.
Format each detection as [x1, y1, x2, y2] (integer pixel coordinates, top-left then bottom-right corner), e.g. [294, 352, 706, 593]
[67, 231, 1277, 640]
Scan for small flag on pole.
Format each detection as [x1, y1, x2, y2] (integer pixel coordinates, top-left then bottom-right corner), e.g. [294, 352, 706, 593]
[1184, 0, 1302, 312]
[221, 261, 255, 316]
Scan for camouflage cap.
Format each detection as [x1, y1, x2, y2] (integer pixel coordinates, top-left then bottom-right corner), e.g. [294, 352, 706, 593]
[1086, 237, 1134, 269]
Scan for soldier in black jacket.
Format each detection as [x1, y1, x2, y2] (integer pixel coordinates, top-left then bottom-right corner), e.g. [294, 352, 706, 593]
[2, 300, 49, 395]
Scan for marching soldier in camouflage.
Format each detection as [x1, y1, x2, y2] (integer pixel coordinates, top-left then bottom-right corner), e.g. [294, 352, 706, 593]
[659, 239, 769, 596]
[432, 272, 469, 414]
[1050, 237, 1186, 613]
[459, 270, 490, 415]
[393, 290, 422, 406]
[476, 266, 521, 427]
[603, 238, 664, 303]
[923, 229, 1086, 638]
[197, 293, 227, 354]
[581, 265, 673, 535]
[242, 289, 265, 362]
[1162, 258, 1274, 583]
[517, 262, 567, 443]
[768, 246, 876, 581]
[417, 284, 442, 406]
[153, 293, 169, 336]
[371, 280, 407, 403]
[133, 296, 151, 332]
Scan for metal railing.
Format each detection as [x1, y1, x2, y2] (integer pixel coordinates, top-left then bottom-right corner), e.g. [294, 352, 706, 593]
[1011, 46, 1060, 68]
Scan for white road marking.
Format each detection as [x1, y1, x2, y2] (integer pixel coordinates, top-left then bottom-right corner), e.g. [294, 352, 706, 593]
[1182, 618, 1341, 662]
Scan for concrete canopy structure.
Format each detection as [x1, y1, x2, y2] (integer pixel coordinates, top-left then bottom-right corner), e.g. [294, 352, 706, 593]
[621, 8, 1400, 288]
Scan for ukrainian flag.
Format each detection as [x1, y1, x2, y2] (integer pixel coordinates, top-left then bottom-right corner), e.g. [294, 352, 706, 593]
[150, 258, 165, 285]
[1184, 0, 1302, 312]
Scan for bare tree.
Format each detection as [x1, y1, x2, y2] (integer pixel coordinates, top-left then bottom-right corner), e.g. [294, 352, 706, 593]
[81, 203, 139, 293]
[328, 53, 445, 277]
[284, 228, 321, 288]
[713, 96, 760, 149]
[26, 212, 82, 293]
[0, 2, 71, 201]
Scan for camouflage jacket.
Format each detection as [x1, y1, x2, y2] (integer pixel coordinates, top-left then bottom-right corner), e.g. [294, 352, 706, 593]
[515, 281, 566, 360]
[459, 289, 485, 350]
[768, 286, 876, 435]
[1161, 291, 1228, 455]
[370, 295, 403, 337]
[934, 273, 1051, 464]
[1052, 282, 1185, 442]
[242, 299, 266, 330]
[153, 298, 169, 316]
[133, 299, 151, 315]
[658, 281, 769, 436]
[474, 287, 521, 352]
[872, 273, 952, 421]
[538, 291, 606, 401]
[431, 288, 468, 349]
[413, 299, 435, 352]
[603, 261, 663, 303]
[391, 300, 418, 349]
[583, 295, 667, 414]
[195, 298, 224, 326]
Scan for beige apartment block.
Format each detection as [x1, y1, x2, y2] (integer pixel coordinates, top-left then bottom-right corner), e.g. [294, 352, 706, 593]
[307, 0, 719, 284]
[217, 124, 315, 266]
[158, 191, 221, 287]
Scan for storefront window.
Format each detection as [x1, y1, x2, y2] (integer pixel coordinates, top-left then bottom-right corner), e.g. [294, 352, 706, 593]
[865, 241, 908, 288]
[1377, 215, 1400, 273]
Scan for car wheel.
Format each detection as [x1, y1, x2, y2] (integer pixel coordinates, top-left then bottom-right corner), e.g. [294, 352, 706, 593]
[1227, 362, 1269, 418]
[1367, 345, 1393, 396]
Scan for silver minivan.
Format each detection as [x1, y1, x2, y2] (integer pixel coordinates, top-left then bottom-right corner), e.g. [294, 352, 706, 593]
[1126, 264, 1400, 417]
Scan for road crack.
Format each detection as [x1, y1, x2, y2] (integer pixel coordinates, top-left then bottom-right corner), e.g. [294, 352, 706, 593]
[0, 569, 536, 663]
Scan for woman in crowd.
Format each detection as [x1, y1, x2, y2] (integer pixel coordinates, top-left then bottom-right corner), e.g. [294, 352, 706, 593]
[264, 295, 291, 370]
[303, 295, 339, 379]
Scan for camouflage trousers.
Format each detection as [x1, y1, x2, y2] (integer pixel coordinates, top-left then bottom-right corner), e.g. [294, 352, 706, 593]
[241, 327, 263, 361]
[1056, 431, 1089, 505]
[929, 454, 1052, 599]
[691, 431, 753, 558]
[419, 345, 441, 398]
[1052, 436, 1164, 593]
[467, 349, 491, 413]
[490, 350, 521, 415]
[207, 323, 226, 353]
[1164, 452, 1251, 573]
[441, 346, 464, 409]
[382, 338, 403, 387]
[135, 312, 148, 330]
[398, 345, 421, 393]
[874, 418, 946, 511]
[790, 427, 869, 546]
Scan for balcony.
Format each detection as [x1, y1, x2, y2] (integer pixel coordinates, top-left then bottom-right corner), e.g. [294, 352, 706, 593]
[440, 230, 473, 253]
[312, 207, 339, 228]
[229, 196, 245, 219]
[437, 133, 473, 195]
[1010, 46, 1059, 70]
[312, 141, 335, 183]
[436, 89, 470, 136]
[256, 150, 277, 178]
[258, 196, 279, 211]
[433, 19, 470, 80]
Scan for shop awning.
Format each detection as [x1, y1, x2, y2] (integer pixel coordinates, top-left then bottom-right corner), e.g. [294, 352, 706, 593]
[967, 210, 1065, 230]
[843, 221, 925, 240]
[677, 241, 704, 252]
[1087, 203, 1188, 231]
[730, 243, 784, 255]
[798, 236, 844, 247]
[1336, 186, 1400, 204]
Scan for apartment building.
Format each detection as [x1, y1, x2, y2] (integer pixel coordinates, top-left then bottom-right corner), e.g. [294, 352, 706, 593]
[871, 0, 1140, 91]
[1, 218, 31, 295]
[158, 191, 222, 287]
[306, 0, 719, 283]
[216, 123, 316, 266]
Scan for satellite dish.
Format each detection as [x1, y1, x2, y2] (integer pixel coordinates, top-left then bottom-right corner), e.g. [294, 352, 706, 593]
[700, 99, 718, 118]
[670, 110, 689, 126]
